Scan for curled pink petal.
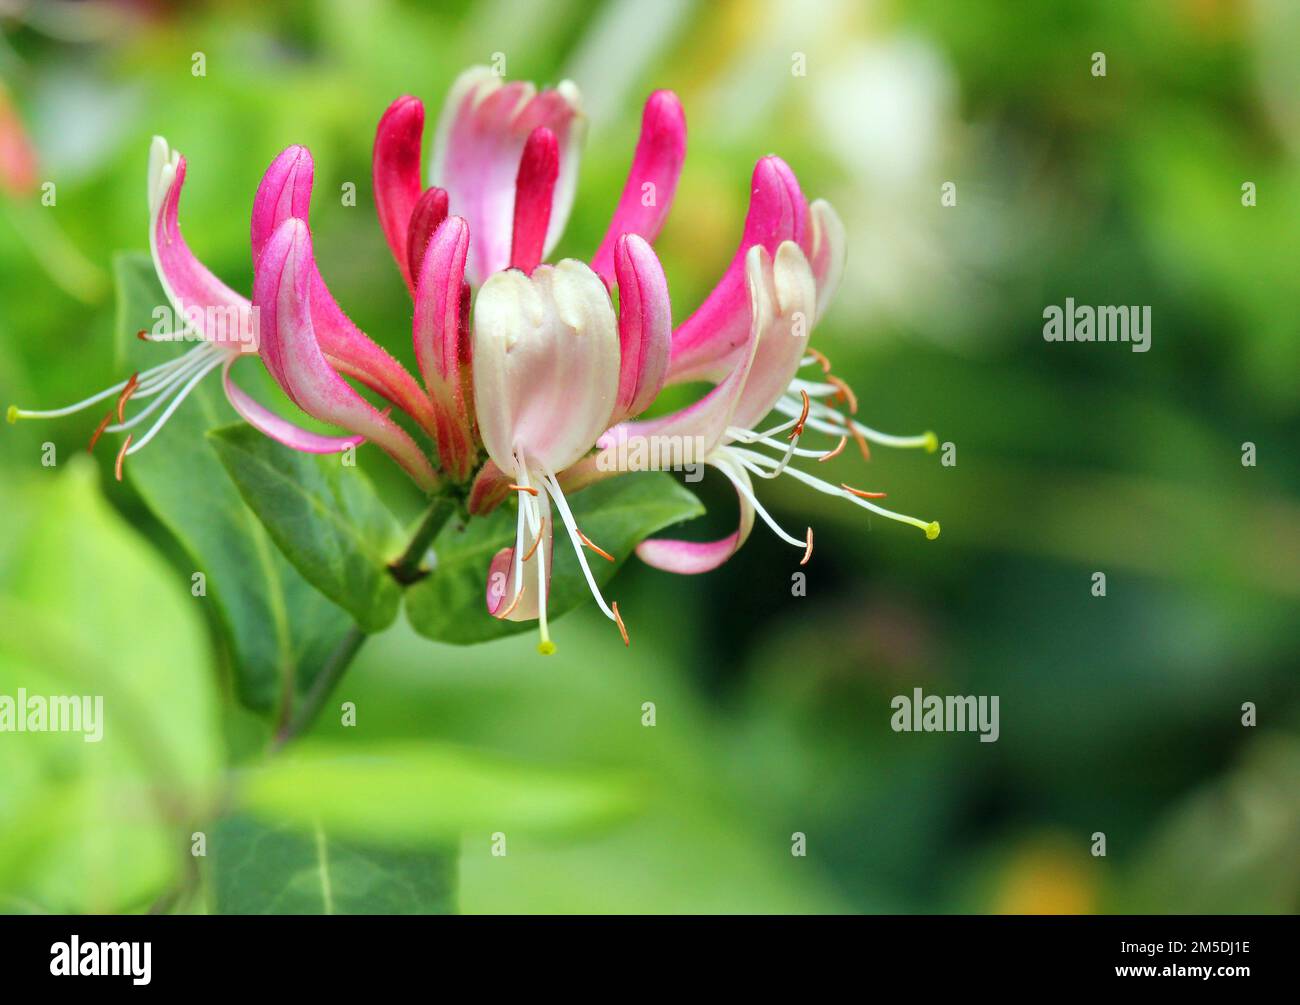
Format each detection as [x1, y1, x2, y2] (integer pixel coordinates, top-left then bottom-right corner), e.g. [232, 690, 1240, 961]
[254, 218, 438, 492]
[598, 245, 771, 462]
[636, 457, 756, 574]
[808, 198, 845, 323]
[251, 144, 313, 266]
[373, 95, 426, 292]
[249, 145, 438, 437]
[148, 138, 253, 346]
[406, 185, 450, 284]
[222, 356, 364, 454]
[590, 90, 686, 286]
[468, 458, 512, 516]
[728, 241, 817, 431]
[413, 215, 476, 482]
[510, 126, 558, 273]
[431, 67, 584, 285]
[666, 156, 810, 384]
[610, 234, 670, 424]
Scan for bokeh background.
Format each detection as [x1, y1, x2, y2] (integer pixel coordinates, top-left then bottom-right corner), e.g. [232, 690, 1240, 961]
[1, 0, 1298, 914]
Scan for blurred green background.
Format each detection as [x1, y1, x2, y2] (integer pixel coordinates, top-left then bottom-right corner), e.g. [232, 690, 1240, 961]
[1, 0, 1297, 914]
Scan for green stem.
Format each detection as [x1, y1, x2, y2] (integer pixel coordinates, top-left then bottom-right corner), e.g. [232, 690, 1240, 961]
[272, 624, 365, 751]
[388, 494, 458, 584]
[272, 493, 459, 750]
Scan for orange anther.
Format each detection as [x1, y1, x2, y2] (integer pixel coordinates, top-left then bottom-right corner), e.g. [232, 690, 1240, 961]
[612, 601, 629, 646]
[508, 483, 539, 496]
[818, 435, 848, 462]
[114, 434, 132, 481]
[806, 347, 833, 374]
[577, 528, 614, 562]
[87, 411, 113, 453]
[116, 372, 139, 423]
[828, 375, 858, 414]
[788, 389, 811, 440]
[522, 529, 542, 562]
[800, 527, 814, 566]
[841, 482, 887, 499]
[848, 421, 871, 461]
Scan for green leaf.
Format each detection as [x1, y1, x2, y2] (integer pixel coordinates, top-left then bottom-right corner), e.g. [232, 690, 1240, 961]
[209, 814, 456, 915]
[0, 460, 220, 912]
[209, 423, 404, 633]
[405, 472, 703, 644]
[113, 252, 351, 712]
[236, 740, 639, 846]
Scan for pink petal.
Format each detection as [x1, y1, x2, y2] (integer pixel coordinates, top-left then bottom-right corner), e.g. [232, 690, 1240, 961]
[472, 261, 620, 476]
[589, 90, 686, 286]
[413, 215, 477, 482]
[250, 145, 439, 438]
[598, 245, 770, 460]
[148, 140, 252, 344]
[468, 458, 512, 516]
[808, 198, 845, 323]
[372, 95, 426, 292]
[431, 67, 584, 285]
[222, 356, 364, 454]
[728, 241, 818, 432]
[610, 234, 670, 424]
[509, 126, 558, 273]
[636, 455, 755, 574]
[251, 144, 313, 266]
[254, 218, 439, 492]
[666, 156, 811, 384]
[406, 185, 449, 284]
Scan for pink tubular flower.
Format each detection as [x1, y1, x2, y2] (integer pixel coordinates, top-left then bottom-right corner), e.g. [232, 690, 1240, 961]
[471, 250, 670, 653]
[7, 137, 444, 480]
[9, 63, 940, 654]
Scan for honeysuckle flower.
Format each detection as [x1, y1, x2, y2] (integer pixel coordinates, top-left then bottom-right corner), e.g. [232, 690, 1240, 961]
[471, 243, 671, 654]
[599, 240, 939, 575]
[669, 153, 936, 459]
[7, 138, 437, 480]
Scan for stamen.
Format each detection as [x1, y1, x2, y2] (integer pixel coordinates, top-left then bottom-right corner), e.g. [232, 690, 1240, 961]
[818, 436, 847, 462]
[789, 389, 811, 440]
[522, 527, 542, 562]
[115, 372, 139, 423]
[841, 483, 887, 499]
[508, 483, 539, 496]
[540, 471, 619, 623]
[87, 411, 113, 453]
[827, 375, 858, 414]
[114, 434, 132, 481]
[577, 528, 614, 562]
[612, 601, 629, 647]
[849, 422, 871, 460]
[801, 527, 813, 566]
[803, 348, 833, 374]
[125, 354, 224, 454]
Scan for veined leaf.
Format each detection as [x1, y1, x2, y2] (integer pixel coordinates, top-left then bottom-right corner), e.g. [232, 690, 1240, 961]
[114, 252, 351, 712]
[209, 814, 456, 915]
[209, 424, 404, 633]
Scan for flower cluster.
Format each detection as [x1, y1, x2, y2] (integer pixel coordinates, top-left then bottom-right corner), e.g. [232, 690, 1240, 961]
[9, 66, 939, 652]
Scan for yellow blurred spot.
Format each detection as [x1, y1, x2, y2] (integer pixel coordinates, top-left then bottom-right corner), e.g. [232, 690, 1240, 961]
[925, 521, 941, 541]
[923, 431, 939, 453]
[6, 405, 17, 424]
[537, 640, 556, 656]
[994, 844, 1097, 915]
